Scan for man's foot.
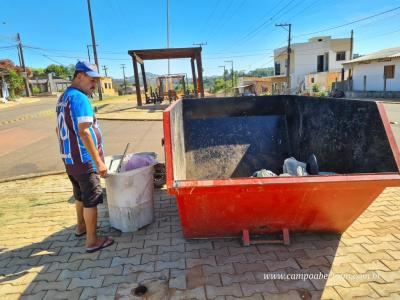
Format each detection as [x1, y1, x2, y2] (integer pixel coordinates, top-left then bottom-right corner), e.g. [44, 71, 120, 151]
[75, 231, 86, 237]
[86, 237, 114, 253]
[75, 225, 86, 237]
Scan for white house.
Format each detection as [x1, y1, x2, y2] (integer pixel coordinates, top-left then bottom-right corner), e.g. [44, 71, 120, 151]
[343, 47, 400, 92]
[274, 36, 351, 92]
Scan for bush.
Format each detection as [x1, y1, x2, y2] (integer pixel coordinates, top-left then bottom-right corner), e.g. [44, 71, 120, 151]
[8, 70, 24, 99]
[312, 83, 319, 93]
[318, 91, 327, 97]
[32, 86, 41, 94]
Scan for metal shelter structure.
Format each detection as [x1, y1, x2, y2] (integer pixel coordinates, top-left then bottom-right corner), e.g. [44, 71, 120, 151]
[156, 74, 187, 100]
[128, 47, 204, 106]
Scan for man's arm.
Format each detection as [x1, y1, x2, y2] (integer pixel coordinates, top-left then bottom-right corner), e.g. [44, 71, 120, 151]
[78, 122, 107, 177]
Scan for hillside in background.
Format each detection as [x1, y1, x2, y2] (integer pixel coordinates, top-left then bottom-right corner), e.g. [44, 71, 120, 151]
[112, 67, 275, 91]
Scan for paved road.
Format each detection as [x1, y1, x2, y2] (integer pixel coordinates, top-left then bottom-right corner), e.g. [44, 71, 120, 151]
[0, 97, 57, 124]
[0, 99, 164, 180]
[0, 98, 399, 180]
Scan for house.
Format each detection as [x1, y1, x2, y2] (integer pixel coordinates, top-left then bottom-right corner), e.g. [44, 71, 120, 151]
[237, 76, 287, 95]
[274, 36, 352, 93]
[342, 47, 400, 97]
[100, 77, 116, 96]
[29, 73, 70, 94]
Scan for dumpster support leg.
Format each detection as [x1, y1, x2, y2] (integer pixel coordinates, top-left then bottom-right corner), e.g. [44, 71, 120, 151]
[242, 228, 290, 246]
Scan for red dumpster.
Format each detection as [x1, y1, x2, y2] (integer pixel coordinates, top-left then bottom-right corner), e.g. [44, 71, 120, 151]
[163, 96, 400, 239]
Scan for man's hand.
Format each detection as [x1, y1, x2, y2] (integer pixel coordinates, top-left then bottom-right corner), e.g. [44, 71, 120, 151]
[96, 160, 108, 178]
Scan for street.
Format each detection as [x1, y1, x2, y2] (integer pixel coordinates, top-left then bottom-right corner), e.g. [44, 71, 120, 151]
[0, 97, 164, 180]
[0, 97, 399, 181]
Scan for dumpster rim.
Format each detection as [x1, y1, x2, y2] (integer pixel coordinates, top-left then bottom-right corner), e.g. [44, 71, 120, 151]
[377, 101, 400, 171]
[169, 172, 400, 190]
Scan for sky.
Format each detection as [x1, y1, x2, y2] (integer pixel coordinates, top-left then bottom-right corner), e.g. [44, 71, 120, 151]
[1, 0, 400, 79]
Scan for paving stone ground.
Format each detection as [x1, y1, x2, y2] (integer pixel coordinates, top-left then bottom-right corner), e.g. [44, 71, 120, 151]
[0, 174, 399, 299]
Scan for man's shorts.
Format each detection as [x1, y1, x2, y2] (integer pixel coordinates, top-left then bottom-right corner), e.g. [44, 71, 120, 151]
[67, 172, 103, 208]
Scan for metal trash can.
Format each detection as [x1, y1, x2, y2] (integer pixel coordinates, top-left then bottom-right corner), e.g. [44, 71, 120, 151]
[163, 96, 400, 239]
[104, 155, 155, 232]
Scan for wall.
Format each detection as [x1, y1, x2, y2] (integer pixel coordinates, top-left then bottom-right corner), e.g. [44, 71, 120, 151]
[352, 59, 400, 92]
[305, 71, 342, 92]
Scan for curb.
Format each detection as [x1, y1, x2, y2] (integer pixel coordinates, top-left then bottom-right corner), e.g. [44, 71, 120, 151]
[96, 117, 163, 121]
[0, 109, 54, 126]
[0, 170, 66, 184]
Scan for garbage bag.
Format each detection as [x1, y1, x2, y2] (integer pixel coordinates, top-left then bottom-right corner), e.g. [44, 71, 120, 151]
[252, 169, 277, 177]
[283, 157, 308, 176]
[121, 153, 158, 172]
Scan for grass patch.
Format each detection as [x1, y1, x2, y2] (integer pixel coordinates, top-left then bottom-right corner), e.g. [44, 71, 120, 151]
[92, 95, 137, 107]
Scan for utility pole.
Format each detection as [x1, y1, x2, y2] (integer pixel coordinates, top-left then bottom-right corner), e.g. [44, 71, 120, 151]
[193, 42, 207, 47]
[86, 0, 103, 100]
[276, 23, 291, 94]
[86, 45, 91, 62]
[121, 64, 127, 95]
[16, 33, 31, 97]
[218, 65, 226, 96]
[350, 29, 354, 60]
[166, 0, 170, 75]
[16, 45, 22, 66]
[224, 60, 234, 93]
[102, 65, 108, 77]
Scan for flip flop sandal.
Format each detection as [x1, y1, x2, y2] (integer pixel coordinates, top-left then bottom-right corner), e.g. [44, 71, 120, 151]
[75, 231, 86, 237]
[86, 237, 114, 253]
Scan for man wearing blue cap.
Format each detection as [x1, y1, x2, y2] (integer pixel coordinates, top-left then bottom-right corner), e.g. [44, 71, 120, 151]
[56, 61, 114, 253]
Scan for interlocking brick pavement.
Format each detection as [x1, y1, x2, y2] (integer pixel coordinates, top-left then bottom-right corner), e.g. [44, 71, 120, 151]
[0, 174, 399, 299]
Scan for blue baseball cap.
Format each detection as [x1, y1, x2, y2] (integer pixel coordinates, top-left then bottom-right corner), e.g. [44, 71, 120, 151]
[75, 61, 102, 78]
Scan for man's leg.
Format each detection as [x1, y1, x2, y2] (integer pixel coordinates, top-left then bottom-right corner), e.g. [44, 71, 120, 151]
[68, 175, 86, 236]
[83, 207, 98, 248]
[80, 172, 114, 251]
[75, 200, 86, 235]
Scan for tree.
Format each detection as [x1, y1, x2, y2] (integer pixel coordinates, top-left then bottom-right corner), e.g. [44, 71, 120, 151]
[246, 68, 274, 77]
[211, 77, 226, 94]
[31, 68, 45, 77]
[44, 64, 72, 79]
[8, 70, 24, 99]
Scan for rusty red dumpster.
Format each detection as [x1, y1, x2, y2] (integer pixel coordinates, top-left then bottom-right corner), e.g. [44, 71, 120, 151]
[163, 96, 400, 240]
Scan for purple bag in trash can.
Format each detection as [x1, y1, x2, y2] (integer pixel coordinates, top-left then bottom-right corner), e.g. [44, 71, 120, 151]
[120, 153, 158, 172]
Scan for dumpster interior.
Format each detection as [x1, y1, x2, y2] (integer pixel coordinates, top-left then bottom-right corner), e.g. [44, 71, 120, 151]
[169, 96, 399, 180]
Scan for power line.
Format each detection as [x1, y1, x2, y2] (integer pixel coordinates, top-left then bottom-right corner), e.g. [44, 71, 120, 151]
[220, 0, 297, 52]
[25, 47, 68, 65]
[286, 0, 321, 21]
[201, 0, 222, 36]
[294, 5, 400, 38]
[206, 0, 248, 40]
[0, 45, 16, 49]
[204, 1, 235, 41]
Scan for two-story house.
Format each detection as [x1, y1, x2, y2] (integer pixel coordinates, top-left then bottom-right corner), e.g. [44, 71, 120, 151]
[274, 36, 352, 93]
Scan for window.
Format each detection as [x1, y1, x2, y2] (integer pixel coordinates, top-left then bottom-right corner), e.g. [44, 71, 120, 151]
[311, 78, 314, 84]
[384, 65, 395, 79]
[317, 55, 324, 72]
[336, 51, 346, 61]
[275, 63, 281, 75]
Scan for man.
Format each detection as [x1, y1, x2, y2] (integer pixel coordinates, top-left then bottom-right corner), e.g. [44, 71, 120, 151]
[56, 61, 114, 253]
